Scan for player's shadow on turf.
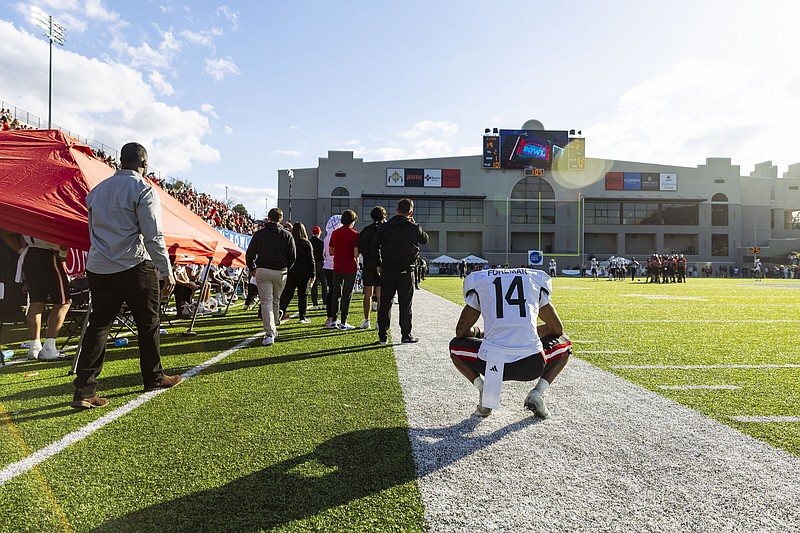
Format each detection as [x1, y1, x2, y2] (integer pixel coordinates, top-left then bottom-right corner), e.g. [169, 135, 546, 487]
[91, 419, 533, 532]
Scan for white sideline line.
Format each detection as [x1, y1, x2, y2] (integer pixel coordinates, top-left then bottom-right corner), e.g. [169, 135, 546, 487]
[660, 385, 742, 390]
[582, 350, 632, 354]
[0, 333, 261, 487]
[731, 416, 800, 423]
[613, 364, 800, 370]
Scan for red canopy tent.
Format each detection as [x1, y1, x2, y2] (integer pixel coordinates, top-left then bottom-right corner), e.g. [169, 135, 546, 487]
[0, 130, 245, 267]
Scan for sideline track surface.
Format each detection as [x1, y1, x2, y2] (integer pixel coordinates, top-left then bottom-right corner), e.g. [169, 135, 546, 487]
[390, 289, 800, 532]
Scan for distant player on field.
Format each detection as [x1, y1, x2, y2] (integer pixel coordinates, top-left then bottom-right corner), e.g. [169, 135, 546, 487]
[448, 268, 571, 418]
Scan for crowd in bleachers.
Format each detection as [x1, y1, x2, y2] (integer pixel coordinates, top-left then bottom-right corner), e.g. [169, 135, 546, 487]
[1, 108, 33, 131]
[149, 175, 258, 234]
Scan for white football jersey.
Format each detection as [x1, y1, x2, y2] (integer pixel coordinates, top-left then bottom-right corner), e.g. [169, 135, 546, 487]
[463, 268, 552, 363]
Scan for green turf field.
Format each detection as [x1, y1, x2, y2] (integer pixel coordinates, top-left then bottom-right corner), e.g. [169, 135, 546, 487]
[0, 301, 425, 532]
[424, 275, 800, 456]
[1, 276, 798, 532]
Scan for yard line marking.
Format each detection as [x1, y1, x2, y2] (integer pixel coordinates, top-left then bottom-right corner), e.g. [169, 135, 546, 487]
[660, 385, 742, 390]
[622, 294, 706, 301]
[731, 416, 800, 423]
[0, 333, 262, 487]
[582, 350, 632, 354]
[571, 319, 797, 323]
[613, 364, 800, 370]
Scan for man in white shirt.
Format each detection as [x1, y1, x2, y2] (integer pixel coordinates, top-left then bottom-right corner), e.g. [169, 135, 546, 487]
[448, 268, 571, 418]
[72, 142, 179, 409]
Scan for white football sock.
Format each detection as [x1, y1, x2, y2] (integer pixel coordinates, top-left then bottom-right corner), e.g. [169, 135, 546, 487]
[534, 377, 550, 393]
[44, 338, 57, 350]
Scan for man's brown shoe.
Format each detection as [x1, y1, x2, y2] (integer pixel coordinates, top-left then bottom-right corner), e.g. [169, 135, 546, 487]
[70, 395, 109, 409]
[144, 374, 183, 392]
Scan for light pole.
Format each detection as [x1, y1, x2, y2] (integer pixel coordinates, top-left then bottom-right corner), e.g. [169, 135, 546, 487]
[225, 186, 228, 205]
[32, 7, 66, 129]
[287, 169, 294, 223]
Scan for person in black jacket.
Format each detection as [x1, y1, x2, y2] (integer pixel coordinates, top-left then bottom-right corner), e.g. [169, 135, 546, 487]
[309, 225, 325, 309]
[358, 205, 386, 329]
[279, 222, 316, 324]
[371, 198, 428, 344]
[245, 208, 295, 346]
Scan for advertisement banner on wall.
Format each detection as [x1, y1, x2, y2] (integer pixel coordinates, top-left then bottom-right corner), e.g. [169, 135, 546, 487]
[424, 169, 442, 187]
[641, 173, 659, 191]
[660, 172, 677, 191]
[405, 168, 424, 187]
[387, 168, 405, 187]
[623, 172, 641, 190]
[605, 172, 624, 190]
[442, 169, 460, 187]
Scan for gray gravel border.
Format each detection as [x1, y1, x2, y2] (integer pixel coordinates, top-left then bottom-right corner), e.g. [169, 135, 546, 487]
[390, 289, 800, 532]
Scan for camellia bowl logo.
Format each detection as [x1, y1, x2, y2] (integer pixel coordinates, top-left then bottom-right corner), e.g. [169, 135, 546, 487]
[386, 168, 405, 187]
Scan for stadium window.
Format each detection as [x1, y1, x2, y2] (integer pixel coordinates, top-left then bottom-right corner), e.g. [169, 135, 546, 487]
[331, 186, 350, 215]
[585, 201, 621, 225]
[510, 176, 555, 199]
[711, 234, 728, 256]
[661, 203, 698, 226]
[785, 209, 800, 230]
[711, 193, 729, 227]
[443, 199, 482, 223]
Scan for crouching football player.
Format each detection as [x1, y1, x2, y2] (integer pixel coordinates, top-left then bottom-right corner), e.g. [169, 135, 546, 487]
[448, 267, 571, 418]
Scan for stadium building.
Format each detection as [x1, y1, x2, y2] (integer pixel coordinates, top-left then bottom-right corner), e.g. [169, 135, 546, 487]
[277, 128, 800, 270]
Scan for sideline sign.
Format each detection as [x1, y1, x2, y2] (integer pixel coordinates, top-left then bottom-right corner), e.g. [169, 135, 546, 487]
[528, 250, 543, 266]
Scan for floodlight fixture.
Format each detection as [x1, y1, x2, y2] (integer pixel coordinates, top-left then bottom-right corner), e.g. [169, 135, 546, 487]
[32, 7, 66, 129]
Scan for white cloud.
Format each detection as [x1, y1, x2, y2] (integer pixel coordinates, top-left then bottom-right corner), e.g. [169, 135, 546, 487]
[289, 125, 300, 130]
[0, 20, 218, 175]
[109, 30, 181, 71]
[17, 0, 120, 33]
[224, 125, 234, 135]
[216, 5, 239, 31]
[272, 149, 302, 157]
[149, 70, 174, 95]
[200, 103, 219, 119]
[399, 120, 459, 139]
[203, 56, 240, 81]
[180, 27, 223, 48]
[588, 58, 800, 171]
[372, 147, 408, 160]
[213, 184, 277, 218]
[346, 139, 360, 146]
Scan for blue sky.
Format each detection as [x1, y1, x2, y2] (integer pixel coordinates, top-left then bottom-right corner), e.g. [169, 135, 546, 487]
[1, 1, 799, 219]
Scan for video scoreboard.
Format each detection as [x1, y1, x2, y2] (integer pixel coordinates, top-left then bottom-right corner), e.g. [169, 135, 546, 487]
[483, 130, 585, 170]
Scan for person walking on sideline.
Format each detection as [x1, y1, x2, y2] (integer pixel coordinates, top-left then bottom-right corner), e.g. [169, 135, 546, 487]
[358, 205, 386, 329]
[309, 225, 325, 309]
[72, 142, 180, 409]
[371, 198, 428, 344]
[246, 208, 296, 346]
[322, 215, 342, 328]
[279, 222, 315, 324]
[329, 210, 360, 330]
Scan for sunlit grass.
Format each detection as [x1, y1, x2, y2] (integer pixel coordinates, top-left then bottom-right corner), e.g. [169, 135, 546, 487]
[0, 298, 425, 532]
[424, 275, 800, 455]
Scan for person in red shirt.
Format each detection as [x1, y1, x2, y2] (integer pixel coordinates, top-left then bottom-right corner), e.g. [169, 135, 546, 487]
[329, 210, 360, 330]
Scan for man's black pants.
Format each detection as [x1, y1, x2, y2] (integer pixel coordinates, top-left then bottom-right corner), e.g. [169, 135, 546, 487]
[378, 269, 415, 340]
[73, 261, 164, 398]
[311, 260, 326, 307]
